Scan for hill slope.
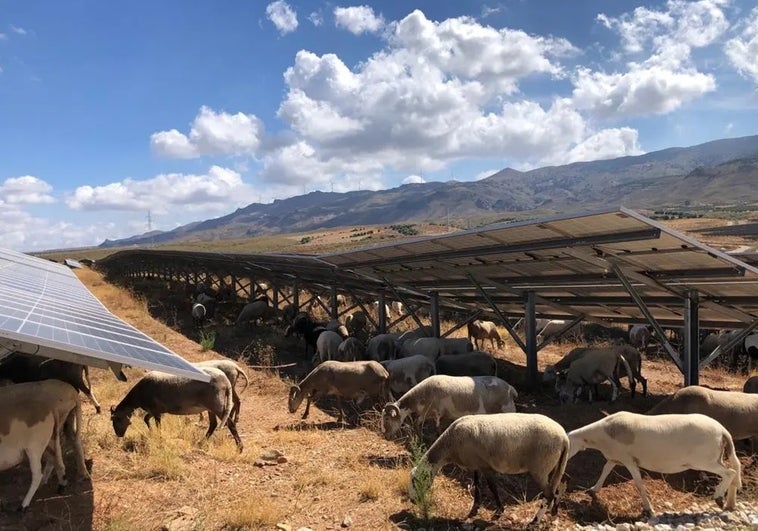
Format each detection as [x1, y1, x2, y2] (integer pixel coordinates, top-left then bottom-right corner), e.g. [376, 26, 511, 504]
[101, 135, 758, 247]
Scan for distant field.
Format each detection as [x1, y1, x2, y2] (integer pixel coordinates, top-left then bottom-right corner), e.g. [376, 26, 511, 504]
[36, 215, 757, 264]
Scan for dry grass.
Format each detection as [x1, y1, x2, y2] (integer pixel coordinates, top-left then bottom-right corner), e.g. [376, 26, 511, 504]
[3, 268, 758, 530]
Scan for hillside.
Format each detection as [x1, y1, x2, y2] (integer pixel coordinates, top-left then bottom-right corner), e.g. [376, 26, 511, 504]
[100, 135, 758, 248]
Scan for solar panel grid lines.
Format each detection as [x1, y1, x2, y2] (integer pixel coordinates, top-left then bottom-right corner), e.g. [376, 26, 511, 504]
[0, 247, 209, 382]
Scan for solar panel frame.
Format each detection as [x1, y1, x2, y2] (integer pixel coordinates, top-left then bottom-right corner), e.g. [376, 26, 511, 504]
[0, 247, 209, 381]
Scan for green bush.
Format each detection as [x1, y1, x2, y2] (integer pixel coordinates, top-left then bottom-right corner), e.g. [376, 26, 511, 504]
[299, 236, 312, 244]
[409, 434, 435, 520]
[199, 330, 216, 351]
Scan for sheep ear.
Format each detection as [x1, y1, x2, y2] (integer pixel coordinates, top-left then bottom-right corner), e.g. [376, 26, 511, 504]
[110, 405, 115, 414]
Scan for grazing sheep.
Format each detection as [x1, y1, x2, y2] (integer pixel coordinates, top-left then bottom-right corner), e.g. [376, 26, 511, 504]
[467, 320, 505, 350]
[373, 300, 392, 318]
[382, 375, 517, 438]
[613, 344, 648, 397]
[556, 347, 635, 403]
[325, 319, 342, 332]
[439, 337, 474, 356]
[543, 347, 589, 385]
[345, 311, 368, 336]
[0, 380, 90, 510]
[398, 326, 434, 344]
[110, 367, 242, 451]
[646, 385, 758, 447]
[315, 330, 344, 364]
[281, 304, 298, 326]
[436, 352, 496, 377]
[746, 334, 758, 373]
[390, 301, 404, 315]
[410, 413, 568, 524]
[380, 355, 436, 400]
[401, 337, 443, 361]
[743, 374, 758, 394]
[629, 324, 652, 350]
[235, 299, 274, 326]
[337, 337, 365, 362]
[366, 333, 402, 362]
[0, 353, 102, 413]
[288, 360, 389, 423]
[191, 302, 207, 330]
[568, 411, 741, 516]
[286, 313, 327, 357]
[193, 359, 249, 424]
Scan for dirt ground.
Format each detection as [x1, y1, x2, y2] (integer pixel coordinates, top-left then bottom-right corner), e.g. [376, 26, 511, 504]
[1, 269, 757, 531]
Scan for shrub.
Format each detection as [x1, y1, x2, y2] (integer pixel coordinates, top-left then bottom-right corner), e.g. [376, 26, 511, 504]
[390, 224, 419, 236]
[408, 434, 435, 520]
[300, 236, 312, 244]
[199, 330, 216, 351]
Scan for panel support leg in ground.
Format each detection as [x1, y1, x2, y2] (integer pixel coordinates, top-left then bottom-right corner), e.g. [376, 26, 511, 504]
[684, 290, 699, 386]
[330, 285, 339, 320]
[430, 291, 440, 338]
[524, 291, 538, 388]
[378, 293, 387, 334]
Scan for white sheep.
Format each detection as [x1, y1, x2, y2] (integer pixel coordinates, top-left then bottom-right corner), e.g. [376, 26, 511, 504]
[568, 411, 741, 516]
[409, 413, 568, 524]
[193, 359, 250, 424]
[467, 320, 505, 350]
[380, 355, 436, 400]
[556, 347, 635, 402]
[288, 360, 388, 423]
[382, 375, 517, 438]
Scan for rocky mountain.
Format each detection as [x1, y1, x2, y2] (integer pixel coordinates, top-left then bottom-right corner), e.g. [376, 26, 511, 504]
[101, 135, 758, 247]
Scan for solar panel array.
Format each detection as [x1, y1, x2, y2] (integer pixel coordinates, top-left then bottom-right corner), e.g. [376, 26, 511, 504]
[0, 247, 209, 381]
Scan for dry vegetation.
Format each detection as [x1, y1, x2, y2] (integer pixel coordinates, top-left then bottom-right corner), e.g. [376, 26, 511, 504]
[2, 267, 758, 531]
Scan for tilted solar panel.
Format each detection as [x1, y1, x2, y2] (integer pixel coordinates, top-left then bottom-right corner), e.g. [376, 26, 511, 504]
[0, 247, 209, 382]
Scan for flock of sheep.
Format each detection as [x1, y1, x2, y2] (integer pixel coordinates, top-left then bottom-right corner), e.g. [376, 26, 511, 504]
[3, 283, 758, 528]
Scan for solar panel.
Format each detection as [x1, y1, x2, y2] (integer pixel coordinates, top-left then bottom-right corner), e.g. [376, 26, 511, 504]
[0, 247, 209, 382]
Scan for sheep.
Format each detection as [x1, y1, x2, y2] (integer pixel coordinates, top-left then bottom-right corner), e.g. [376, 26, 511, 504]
[325, 319, 342, 332]
[646, 385, 758, 448]
[613, 344, 648, 397]
[629, 324, 652, 350]
[288, 360, 389, 423]
[467, 320, 505, 350]
[556, 347, 635, 403]
[0, 380, 90, 510]
[439, 337, 474, 356]
[0, 353, 102, 413]
[373, 300, 392, 318]
[746, 334, 758, 373]
[281, 303, 298, 326]
[286, 313, 327, 357]
[345, 311, 367, 336]
[380, 355, 436, 400]
[191, 302, 207, 330]
[235, 299, 274, 327]
[390, 301, 403, 315]
[193, 359, 249, 424]
[409, 413, 568, 524]
[110, 367, 242, 451]
[436, 352, 496, 377]
[398, 325, 434, 343]
[568, 411, 741, 516]
[366, 333, 402, 362]
[401, 337, 443, 361]
[382, 375, 518, 438]
[337, 337, 365, 362]
[543, 347, 589, 385]
[336, 293, 347, 307]
[743, 374, 758, 394]
[315, 330, 343, 364]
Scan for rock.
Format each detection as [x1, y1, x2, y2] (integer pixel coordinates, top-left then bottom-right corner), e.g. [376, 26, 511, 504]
[261, 449, 285, 461]
[616, 524, 632, 531]
[341, 515, 352, 528]
[160, 506, 199, 531]
[254, 460, 266, 467]
[276, 524, 292, 531]
[296, 528, 314, 531]
[277, 455, 289, 464]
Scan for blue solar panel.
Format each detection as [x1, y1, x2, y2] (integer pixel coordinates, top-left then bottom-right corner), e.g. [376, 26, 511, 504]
[0, 248, 209, 381]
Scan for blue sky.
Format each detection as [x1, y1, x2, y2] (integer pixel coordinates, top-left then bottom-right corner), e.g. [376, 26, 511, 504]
[1, 0, 757, 251]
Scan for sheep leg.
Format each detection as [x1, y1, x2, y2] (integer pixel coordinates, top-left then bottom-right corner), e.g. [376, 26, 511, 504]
[143, 413, 153, 428]
[609, 379, 619, 402]
[21, 448, 44, 511]
[589, 461, 616, 493]
[302, 396, 312, 420]
[466, 471, 482, 519]
[336, 397, 344, 424]
[700, 461, 737, 509]
[81, 367, 102, 414]
[83, 389, 102, 414]
[231, 392, 241, 424]
[205, 411, 219, 438]
[484, 473, 504, 519]
[623, 461, 653, 517]
[225, 418, 244, 452]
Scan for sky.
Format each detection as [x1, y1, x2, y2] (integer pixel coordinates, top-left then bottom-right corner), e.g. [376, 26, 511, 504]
[1, 1, 758, 252]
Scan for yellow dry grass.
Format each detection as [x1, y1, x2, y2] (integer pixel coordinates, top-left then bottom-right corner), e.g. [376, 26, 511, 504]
[2, 266, 757, 530]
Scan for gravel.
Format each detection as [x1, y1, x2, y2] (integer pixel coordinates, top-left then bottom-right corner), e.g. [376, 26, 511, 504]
[570, 502, 758, 530]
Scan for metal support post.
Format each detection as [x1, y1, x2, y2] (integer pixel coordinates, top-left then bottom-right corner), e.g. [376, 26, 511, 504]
[684, 290, 699, 386]
[525, 291, 538, 387]
[293, 279, 300, 312]
[430, 291, 440, 338]
[378, 293, 387, 334]
[331, 285, 339, 320]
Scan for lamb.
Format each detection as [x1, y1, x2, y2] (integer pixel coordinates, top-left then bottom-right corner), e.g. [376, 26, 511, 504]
[193, 359, 250, 424]
[568, 411, 741, 516]
[0, 380, 90, 510]
[337, 337, 365, 362]
[380, 355, 436, 400]
[467, 320, 505, 350]
[110, 367, 242, 451]
[366, 333, 402, 362]
[0, 352, 102, 413]
[436, 351, 496, 377]
[646, 385, 758, 446]
[556, 347, 635, 403]
[409, 413, 568, 524]
[288, 360, 389, 423]
[382, 375, 518, 438]
[315, 330, 343, 364]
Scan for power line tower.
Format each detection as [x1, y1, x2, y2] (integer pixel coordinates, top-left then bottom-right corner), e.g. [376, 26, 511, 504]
[146, 210, 152, 232]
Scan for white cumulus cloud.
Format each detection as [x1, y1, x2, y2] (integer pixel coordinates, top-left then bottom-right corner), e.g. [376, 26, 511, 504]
[150, 106, 263, 158]
[725, 7, 758, 85]
[308, 11, 323, 27]
[66, 166, 256, 214]
[402, 174, 425, 184]
[0, 175, 56, 204]
[266, 1, 298, 35]
[334, 5, 384, 34]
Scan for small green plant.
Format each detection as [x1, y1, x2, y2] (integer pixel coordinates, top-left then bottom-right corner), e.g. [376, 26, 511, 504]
[408, 434, 435, 520]
[199, 330, 216, 351]
[300, 236, 312, 244]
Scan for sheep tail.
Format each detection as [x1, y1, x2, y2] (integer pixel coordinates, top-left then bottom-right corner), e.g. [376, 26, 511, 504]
[618, 354, 636, 397]
[236, 367, 250, 395]
[722, 433, 742, 490]
[548, 437, 570, 504]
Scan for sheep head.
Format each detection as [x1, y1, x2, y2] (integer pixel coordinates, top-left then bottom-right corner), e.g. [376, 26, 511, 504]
[288, 385, 304, 413]
[381, 403, 402, 439]
[110, 405, 132, 437]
